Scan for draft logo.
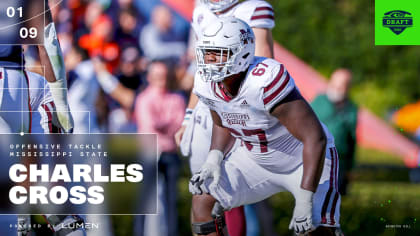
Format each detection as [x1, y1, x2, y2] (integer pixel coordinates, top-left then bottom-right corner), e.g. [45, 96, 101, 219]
[382, 10, 413, 35]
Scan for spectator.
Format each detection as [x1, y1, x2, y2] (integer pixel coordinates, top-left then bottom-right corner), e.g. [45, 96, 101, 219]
[117, 46, 144, 91]
[66, 44, 129, 133]
[72, 0, 104, 39]
[107, 47, 145, 133]
[107, 0, 146, 27]
[65, 44, 102, 133]
[79, 14, 121, 73]
[115, 8, 144, 49]
[133, 61, 185, 236]
[311, 68, 359, 195]
[139, 5, 187, 63]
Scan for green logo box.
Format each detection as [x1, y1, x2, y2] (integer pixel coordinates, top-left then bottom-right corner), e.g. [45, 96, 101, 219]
[375, 0, 420, 45]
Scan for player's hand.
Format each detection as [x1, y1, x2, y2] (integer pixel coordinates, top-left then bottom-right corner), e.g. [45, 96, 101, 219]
[189, 150, 224, 195]
[176, 108, 193, 147]
[53, 106, 74, 133]
[289, 188, 315, 235]
[48, 80, 74, 133]
[189, 161, 221, 195]
[174, 125, 186, 147]
[189, 172, 204, 195]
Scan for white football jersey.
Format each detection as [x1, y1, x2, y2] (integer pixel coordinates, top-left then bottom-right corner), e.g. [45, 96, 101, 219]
[192, 0, 275, 36]
[194, 57, 305, 172]
[26, 71, 57, 133]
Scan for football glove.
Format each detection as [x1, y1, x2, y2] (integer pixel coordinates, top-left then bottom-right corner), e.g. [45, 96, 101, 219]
[289, 188, 315, 235]
[49, 80, 74, 133]
[189, 150, 223, 195]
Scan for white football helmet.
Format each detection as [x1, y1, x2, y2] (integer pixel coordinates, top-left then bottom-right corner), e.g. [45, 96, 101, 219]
[196, 17, 255, 82]
[201, 0, 239, 13]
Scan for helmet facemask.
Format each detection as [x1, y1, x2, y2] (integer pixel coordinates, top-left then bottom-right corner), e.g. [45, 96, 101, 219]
[196, 44, 243, 82]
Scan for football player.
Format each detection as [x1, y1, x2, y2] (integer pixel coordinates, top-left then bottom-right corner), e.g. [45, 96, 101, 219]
[189, 17, 343, 236]
[0, 1, 83, 235]
[177, 0, 274, 169]
[174, 1, 275, 234]
[0, 0, 73, 134]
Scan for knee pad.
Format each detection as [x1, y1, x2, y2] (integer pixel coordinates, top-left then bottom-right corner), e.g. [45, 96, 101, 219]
[211, 201, 224, 217]
[192, 215, 225, 236]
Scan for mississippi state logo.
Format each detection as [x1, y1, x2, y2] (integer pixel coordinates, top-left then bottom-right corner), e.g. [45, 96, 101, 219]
[239, 29, 254, 45]
[382, 10, 413, 35]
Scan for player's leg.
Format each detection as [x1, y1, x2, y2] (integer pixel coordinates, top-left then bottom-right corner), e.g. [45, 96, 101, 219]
[279, 144, 342, 234]
[191, 146, 284, 235]
[312, 146, 342, 230]
[191, 194, 226, 236]
[191, 194, 217, 227]
[224, 206, 246, 236]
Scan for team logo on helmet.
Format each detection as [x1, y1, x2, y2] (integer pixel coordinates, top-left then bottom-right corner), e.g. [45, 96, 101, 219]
[382, 10, 413, 35]
[239, 29, 254, 45]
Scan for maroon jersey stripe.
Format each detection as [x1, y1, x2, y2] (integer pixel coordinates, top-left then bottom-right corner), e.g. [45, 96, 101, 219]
[23, 70, 32, 133]
[263, 73, 290, 105]
[226, 127, 241, 136]
[41, 104, 53, 132]
[251, 15, 274, 21]
[330, 192, 339, 225]
[254, 7, 274, 12]
[263, 64, 284, 93]
[321, 148, 336, 224]
[329, 148, 340, 225]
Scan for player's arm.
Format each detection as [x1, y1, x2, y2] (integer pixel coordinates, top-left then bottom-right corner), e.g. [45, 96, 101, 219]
[92, 58, 136, 110]
[174, 87, 200, 146]
[253, 27, 274, 58]
[209, 110, 234, 153]
[35, 0, 74, 132]
[271, 88, 326, 192]
[270, 88, 325, 234]
[37, 1, 62, 84]
[189, 110, 233, 195]
[249, 0, 275, 58]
